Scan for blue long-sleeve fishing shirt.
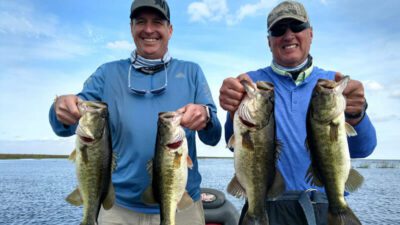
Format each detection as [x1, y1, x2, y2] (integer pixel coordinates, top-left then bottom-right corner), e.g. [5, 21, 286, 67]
[49, 58, 222, 213]
[224, 66, 377, 192]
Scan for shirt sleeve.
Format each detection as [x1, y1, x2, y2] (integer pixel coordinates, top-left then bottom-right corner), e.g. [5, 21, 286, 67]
[48, 66, 105, 137]
[194, 65, 222, 146]
[348, 114, 377, 158]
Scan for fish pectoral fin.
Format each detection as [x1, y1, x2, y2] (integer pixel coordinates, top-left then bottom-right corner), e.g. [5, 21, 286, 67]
[65, 187, 83, 206]
[173, 152, 183, 169]
[226, 174, 246, 199]
[177, 192, 194, 211]
[102, 184, 115, 210]
[345, 168, 364, 192]
[305, 165, 324, 187]
[267, 169, 286, 200]
[227, 135, 235, 150]
[275, 139, 283, 156]
[304, 137, 310, 151]
[345, 122, 358, 137]
[141, 186, 158, 206]
[68, 149, 77, 162]
[187, 156, 193, 169]
[329, 122, 339, 142]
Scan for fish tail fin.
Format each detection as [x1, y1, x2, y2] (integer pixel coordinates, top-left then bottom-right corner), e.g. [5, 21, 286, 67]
[328, 206, 362, 225]
[241, 212, 269, 225]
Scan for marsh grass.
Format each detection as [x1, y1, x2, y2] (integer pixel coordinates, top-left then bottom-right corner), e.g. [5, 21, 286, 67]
[376, 161, 398, 169]
[356, 163, 371, 169]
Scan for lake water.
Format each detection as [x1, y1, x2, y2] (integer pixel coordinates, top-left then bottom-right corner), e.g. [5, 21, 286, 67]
[0, 158, 399, 225]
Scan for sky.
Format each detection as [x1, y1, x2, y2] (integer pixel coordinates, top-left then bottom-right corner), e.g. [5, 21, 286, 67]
[0, 0, 399, 159]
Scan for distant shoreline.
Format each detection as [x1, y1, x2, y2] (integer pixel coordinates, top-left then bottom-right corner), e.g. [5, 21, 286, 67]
[0, 153, 232, 160]
[0, 153, 398, 161]
[0, 154, 68, 160]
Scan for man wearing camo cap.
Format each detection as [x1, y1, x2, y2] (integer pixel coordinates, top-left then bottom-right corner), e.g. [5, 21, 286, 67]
[220, 1, 376, 224]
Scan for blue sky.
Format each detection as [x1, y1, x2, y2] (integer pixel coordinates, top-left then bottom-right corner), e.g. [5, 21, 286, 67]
[1, 0, 399, 159]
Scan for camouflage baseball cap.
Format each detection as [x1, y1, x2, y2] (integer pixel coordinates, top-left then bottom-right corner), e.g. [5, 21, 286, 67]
[267, 0, 309, 30]
[130, 0, 170, 21]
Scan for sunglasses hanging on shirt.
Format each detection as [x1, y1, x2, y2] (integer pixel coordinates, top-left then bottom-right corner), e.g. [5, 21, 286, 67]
[128, 50, 171, 95]
[128, 63, 168, 95]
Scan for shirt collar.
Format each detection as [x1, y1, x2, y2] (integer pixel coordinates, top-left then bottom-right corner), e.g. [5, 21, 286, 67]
[271, 56, 314, 85]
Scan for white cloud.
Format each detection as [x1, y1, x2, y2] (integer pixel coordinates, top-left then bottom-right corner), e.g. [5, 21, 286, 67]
[0, 4, 58, 38]
[320, 0, 329, 5]
[236, 0, 276, 21]
[363, 80, 384, 91]
[106, 40, 134, 50]
[188, 0, 228, 23]
[371, 113, 400, 122]
[0, 2, 95, 63]
[188, 0, 277, 25]
[390, 90, 400, 98]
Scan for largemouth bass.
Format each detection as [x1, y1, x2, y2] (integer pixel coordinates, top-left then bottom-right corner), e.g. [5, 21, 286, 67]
[143, 111, 194, 225]
[227, 80, 285, 225]
[66, 100, 115, 225]
[306, 77, 364, 225]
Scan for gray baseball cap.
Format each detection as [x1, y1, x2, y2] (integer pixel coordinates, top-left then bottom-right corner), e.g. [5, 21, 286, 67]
[130, 0, 170, 21]
[267, 1, 309, 30]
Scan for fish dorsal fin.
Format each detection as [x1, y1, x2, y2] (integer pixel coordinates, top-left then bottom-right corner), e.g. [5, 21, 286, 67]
[305, 164, 324, 187]
[146, 160, 153, 177]
[141, 186, 158, 206]
[267, 169, 286, 200]
[345, 122, 358, 137]
[68, 149, 77, 162]
[227, 174, 246, 198]
[187, 156, 193, 169]
[345, 168, 364, 192]
[275, 139, 283, 161]
[227, 135, 235, 150]
[177, 192, 194, 211]
[111, 153, 118, 172]
[102, 183, 115, 210]
[65, 187, 83, 206]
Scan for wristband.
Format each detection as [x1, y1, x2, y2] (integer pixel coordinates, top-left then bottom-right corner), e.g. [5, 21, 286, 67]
[202, 105, 211, 123]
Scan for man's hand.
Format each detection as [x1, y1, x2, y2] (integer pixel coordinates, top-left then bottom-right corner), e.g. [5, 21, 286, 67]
[177, 104, 209, 131]
[54, 95, 81, 125]
[335, 73, 367, 125]
[219, 74, 252, 119]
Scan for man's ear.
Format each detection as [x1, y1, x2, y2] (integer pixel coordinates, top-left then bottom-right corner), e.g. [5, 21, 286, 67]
[267, 36, 272, 52]
[168, 24, 173, 40]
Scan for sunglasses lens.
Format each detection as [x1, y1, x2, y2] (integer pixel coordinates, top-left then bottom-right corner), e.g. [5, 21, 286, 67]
[150, 87, 166, 95]
[131, 89, 147, 95]
[291, 22, 309, 33]
[270, 26, 287, 37]
[269, 21, 309, 37]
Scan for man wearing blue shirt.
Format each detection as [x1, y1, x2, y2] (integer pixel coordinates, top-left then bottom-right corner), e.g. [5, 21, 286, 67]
[219, 1, 377, 225]
[49, 0, 221, 224]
